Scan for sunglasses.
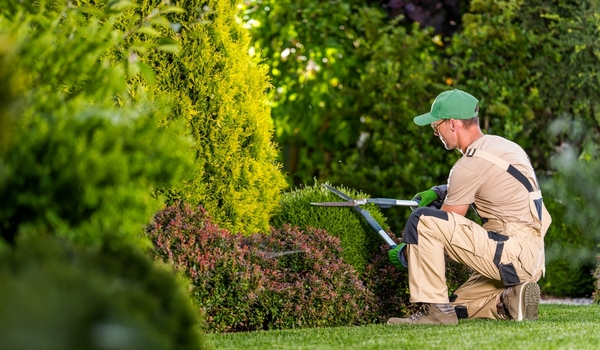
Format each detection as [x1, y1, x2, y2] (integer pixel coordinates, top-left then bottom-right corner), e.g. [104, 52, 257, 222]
[432, 119, 448, 135]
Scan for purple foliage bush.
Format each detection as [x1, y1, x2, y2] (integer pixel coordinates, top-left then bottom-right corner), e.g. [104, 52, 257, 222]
[362, 242, 410, 322]
[146, 202, 377, 333]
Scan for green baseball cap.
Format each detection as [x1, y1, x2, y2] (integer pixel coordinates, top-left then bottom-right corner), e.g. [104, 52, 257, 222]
[413, 89, 479, 126]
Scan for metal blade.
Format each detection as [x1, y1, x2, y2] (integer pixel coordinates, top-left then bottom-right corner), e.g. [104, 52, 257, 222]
[322, 183, 353, 201]
[310, 202, 357, 207]
[312, 198, 418, 208]
[322, 184, 397, 246]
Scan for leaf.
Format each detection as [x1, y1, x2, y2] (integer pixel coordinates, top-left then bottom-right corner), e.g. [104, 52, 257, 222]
[136, 26, 161, 37]
[128, 44, 149, 54]
[127, 60, 140, 78]
[158, 37, 177, 45]
[108, 0, 138, 11]
[156, 37, 180, 54]
[161, 6, 186, 14]
[138, 62, 155, 85]
[150, 17, 171, 29]
[156, 44, 179, 54]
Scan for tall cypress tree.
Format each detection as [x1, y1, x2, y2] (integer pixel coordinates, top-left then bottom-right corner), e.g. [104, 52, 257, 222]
[80, 0, 288, 234]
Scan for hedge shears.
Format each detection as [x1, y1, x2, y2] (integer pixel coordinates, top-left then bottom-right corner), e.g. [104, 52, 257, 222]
[310, 184, 417, 248]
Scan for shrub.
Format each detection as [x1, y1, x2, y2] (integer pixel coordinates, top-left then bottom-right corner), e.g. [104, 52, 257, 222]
[0, 112, 193, 248]
[251, 224, 377, 329]
[77, 0, 289, 234]
[0, 1, 193, 248]
[147, 202, 263, 332]
[361, 240, 410, 322]
[271, 181, 390, 274]
[538, 197, 596, 297]
[541, 150, 600, 297]
[146, 202, 376, 332]
[0, 233, 205, 350]
[270, 181, 472, 320]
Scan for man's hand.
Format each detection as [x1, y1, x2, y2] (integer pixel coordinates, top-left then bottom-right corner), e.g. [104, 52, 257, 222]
[412, 185, 447, 208]
[388, 243, 408, 270]
[412, 189, 438, 207]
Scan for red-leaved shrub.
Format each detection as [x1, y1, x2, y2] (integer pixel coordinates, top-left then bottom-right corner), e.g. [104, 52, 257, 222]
[362, 242, 410, 322]
[146, 202, 377, 333]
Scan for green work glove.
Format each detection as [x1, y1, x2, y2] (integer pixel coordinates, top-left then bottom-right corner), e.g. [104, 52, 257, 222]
[412, 189, 438, 207]
[388, 243, 408, 270]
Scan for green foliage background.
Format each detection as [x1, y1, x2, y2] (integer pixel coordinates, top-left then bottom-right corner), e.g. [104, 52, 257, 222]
[241, 0, 450, 211]
[243, 0, 600, 296]
[2, 0, 599, 341]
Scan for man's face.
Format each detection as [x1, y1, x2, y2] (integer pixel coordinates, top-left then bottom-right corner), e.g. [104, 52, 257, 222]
[431, 119, 452, 150]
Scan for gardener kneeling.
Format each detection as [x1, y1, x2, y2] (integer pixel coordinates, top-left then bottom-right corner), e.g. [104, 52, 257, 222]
[387, 90, 551, 325]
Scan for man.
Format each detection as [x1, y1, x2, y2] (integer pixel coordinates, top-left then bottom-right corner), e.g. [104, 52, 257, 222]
[387, 89, 551, 325]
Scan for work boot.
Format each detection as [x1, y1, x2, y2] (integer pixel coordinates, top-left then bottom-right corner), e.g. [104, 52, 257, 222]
[387, 303, 458, 325]
[501, 282, 540, 321]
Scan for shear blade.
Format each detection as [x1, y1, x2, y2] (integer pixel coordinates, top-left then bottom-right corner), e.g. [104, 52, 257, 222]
[310, 202, 356, 207]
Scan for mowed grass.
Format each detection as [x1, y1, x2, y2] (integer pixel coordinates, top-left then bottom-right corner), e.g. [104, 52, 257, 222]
[206, 304, 600, 350]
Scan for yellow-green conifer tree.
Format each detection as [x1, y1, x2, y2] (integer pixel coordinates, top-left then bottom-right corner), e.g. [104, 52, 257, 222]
[147, 0, 286, 234]
[81, 0, 288, 234]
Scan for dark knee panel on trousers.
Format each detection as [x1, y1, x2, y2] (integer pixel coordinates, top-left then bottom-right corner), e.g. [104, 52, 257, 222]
[450, 294, 469, 319]
[403, 207, 448, 245]
[487, 231, 520, 286]
[455, 305, 469, 319]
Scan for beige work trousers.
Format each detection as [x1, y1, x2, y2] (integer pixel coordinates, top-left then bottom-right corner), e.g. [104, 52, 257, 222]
[404, 207, 544, 319]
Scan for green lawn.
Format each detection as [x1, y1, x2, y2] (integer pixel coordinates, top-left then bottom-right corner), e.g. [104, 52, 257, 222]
[206, 304, 600, 350]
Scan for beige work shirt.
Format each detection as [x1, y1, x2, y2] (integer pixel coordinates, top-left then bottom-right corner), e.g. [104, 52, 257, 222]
[444, 135, 540, 231]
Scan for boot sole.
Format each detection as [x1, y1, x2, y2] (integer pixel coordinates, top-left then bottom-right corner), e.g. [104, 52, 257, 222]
[518, 282, 540, 321]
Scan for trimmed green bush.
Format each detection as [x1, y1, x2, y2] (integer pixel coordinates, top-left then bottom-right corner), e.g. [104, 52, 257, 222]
[146, 202, 376, 332]
[271, 181, 390, 274]
[0, 233, 205, 350]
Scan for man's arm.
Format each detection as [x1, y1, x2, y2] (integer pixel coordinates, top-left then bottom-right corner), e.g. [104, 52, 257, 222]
[441, 203, 469, 216]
